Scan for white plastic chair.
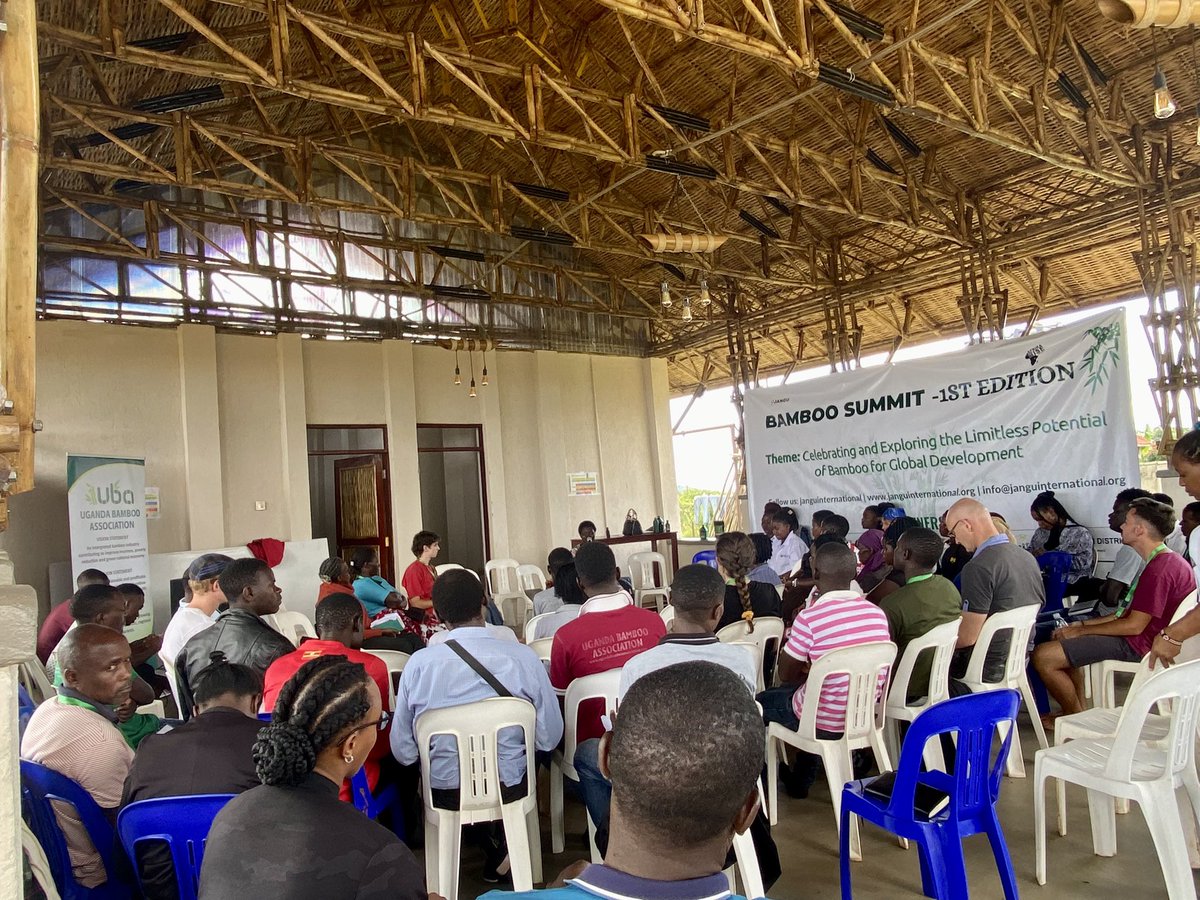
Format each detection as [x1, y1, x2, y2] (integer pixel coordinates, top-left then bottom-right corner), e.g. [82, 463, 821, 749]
[884, 618, 962, 771]
[435, 563, 464, 576]
[136, 699, 165, 717]
[18, 660, 56, 705]
[160, 655, 183, 715]
[550, 669, 623, 857]
[486, 558, 532, 631]
[517, 564, 547, 593]
[765, 641, 896, 861]
[271, 610, 316, 646]
[529, 637, 554, 664]
[660, 605, 675, 627]
[362, 648, 411, 707]
[1088, 590, 1198, 708]
[1034, 658, 1200, 899]
[718, 617, 785, 691]
[628, 551, 670, 612]
[728, 640, 765, 692]
[727, 819, 766, 899]
[957, 603, 1045, 777]
[524, 612, 554, 644]
[416, 697, 543, 900]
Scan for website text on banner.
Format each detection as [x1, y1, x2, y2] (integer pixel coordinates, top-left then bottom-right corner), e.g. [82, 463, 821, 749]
[67, 454, 152, 639]
[743, 311, 1138, 569]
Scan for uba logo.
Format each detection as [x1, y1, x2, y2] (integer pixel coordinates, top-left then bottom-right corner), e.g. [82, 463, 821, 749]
[84, 482, 137, 506]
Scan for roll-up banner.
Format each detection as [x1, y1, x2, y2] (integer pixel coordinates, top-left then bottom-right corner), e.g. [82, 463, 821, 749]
[744, 311, 1139, 567]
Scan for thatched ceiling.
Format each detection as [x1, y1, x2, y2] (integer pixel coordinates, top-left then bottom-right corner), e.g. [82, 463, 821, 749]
[34, 0, 1200, 392]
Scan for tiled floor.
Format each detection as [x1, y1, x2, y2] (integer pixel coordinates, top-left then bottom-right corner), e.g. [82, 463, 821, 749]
[434, 720, 1199, 899]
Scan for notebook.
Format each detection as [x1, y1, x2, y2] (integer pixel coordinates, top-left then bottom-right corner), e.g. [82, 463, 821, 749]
[863, 772, 951, 817]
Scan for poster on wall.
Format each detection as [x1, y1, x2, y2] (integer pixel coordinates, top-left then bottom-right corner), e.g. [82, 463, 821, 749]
[744, 311, 1139, 568]
[67, 454, 152, 640]
[568, 472, 600, 496]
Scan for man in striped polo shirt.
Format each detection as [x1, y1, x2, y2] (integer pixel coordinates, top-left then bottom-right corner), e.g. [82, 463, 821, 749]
[758, 542, 891, 798]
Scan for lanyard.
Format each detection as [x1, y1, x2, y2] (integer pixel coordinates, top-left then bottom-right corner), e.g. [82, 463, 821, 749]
[905, 573, 934, 585]
[1116, 544, 1168, 617]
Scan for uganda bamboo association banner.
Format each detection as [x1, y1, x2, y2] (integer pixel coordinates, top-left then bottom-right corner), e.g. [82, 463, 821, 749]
[744, 310, 1139, 566]
[67, 454, 152, 639]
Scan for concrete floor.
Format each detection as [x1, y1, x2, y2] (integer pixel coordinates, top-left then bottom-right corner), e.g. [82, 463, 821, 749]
[435, 719, 1199, 899]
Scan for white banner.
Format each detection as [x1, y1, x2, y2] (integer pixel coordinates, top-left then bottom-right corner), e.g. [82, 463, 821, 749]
[67, 454, 151, 639]
[744, 311, 1139, 568]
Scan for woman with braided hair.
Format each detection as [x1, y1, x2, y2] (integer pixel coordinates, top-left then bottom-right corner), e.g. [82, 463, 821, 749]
[199, 656, 427, 900]
[715, 531, 782, 631]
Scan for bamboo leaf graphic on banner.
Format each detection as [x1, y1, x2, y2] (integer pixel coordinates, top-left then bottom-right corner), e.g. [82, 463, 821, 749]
[1080, 322, 1121, 394]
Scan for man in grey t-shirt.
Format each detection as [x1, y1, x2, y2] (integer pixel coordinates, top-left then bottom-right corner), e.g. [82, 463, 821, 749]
[945, 498, 1044, 690]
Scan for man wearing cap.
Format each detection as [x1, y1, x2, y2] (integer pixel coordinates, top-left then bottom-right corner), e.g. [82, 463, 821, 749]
[160, 554, 233, 674]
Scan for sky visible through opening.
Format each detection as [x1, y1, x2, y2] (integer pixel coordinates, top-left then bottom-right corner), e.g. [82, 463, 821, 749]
[670, 300, 1158, 493]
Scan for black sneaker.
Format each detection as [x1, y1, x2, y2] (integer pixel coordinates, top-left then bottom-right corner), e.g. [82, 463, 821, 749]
[482, 835, 511, 885]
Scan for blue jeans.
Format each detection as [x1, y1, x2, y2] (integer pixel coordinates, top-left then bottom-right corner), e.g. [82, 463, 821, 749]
[572, 738, 612, 831]
[757, 685, 800, 730]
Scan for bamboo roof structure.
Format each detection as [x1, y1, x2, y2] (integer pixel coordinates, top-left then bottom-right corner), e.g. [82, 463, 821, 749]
[31, 0, 1200, 393]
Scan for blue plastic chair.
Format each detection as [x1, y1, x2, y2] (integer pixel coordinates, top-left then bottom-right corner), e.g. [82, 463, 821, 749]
[116, 794, 235, 900]
[20, 759, 132, 900]
[1038, 551, 1073, 613]
[17, 683, 35, 737]
[839, 690, 1021, 900]
[691, 550, 717, 568]
[349, 767, 406, 840]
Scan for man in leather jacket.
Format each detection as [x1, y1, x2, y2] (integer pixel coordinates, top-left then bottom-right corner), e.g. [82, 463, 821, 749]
[174, 557, 292, 718]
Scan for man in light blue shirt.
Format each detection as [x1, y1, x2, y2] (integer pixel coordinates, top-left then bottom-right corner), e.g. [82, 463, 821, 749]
[482, 661, 768, 900]
[391, 569, 562, 792]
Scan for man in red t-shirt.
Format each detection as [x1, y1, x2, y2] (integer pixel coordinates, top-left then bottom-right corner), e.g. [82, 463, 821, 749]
[1035, 497, 1195, 717]
[550, 542, 666, 742]
[262, 592, 392, 799]
[37, 569, 109, 663]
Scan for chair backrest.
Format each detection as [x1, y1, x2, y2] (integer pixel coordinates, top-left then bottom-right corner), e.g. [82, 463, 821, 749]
[524, 611, 554, 643]
[272, 611, 316, 646]
[516, 564, 547, 593]
[435, 563, 464, 576]
[717, 617, 785, 690]
[562, 669, 623, 770]
[888, 690, 1020, 823]
[161, 655, 183, 713]
[361, 648, 410, 706]
[1169, 589, 1198, 626]
[20, 759, 124, 898]
[886, 618, 962, 708]
[414, 697, 537, 814]
[660, 605, 675, 626]
[117, 794, 235, 900]
[17, 684, 35, 737]
[796, 641, 896, 741]
[627, 552, 667, 591]
[1107, 658, 1200, 783]
[961, 604, 1039, 686]
[529, 637, 554, 663]
[1038, 551, 1074, 611]
[691, 550, 718, 568]
[19, 659, 56, 705]
[728, 641, 765, 692]
[485, 559, 522, 595]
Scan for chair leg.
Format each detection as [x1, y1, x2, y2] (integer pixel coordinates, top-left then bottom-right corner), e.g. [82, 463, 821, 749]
[1019, 672, 1049, 750]
[732, 829, 765, 900]
[839, 805, 854, 900]
[500, 803, 534, 892]
[550, 760, 565, 854]
[1141, 788, 1196, 900]
[822, 745, 858, 861]
[766, 736, 780, 827]
[1086, 788, 1117, 857]
[983, 809, 1019, 900]
[585, 808, 601, 863]
[999, 719, 1026, 779]
[526, 805, 543, 884]
[437, 813, 461, 900]
[1033, 761, 1048, 885]
[424, 816, 440, 896]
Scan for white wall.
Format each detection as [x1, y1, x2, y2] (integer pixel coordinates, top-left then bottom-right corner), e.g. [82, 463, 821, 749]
[2, 321, 678, 618]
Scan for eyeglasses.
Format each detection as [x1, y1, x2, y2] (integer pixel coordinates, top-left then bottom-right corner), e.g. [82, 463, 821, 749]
[947, 517, 967, 537]
[361, 710, 392, 732]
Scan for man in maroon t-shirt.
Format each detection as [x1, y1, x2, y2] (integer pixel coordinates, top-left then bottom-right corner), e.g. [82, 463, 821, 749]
[36, 569, 109, 663]
[1035, 497, 1195, 717]
[550, 542, 665, 742]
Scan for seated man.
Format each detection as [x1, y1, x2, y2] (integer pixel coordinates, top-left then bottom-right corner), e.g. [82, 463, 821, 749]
[21, 625, 136, 889]
[484, 661, 765, 900]
[160, 554, 232, 673]
[175, 558, 292, 718]
[121, 659, 264, 900]
[37, 568, 108, 664]
[392, 569, 562, 882]
[936, 510, 973, 583]
[944, 498, 1044, 694]
[878, 527, 962, 702]
[533, 547, 575, 616]
[1069, 489, 1154, 614]
[116, 583, 167, 695]
[1034, 497, 1194, 717]
[577, 520, 597, 543]
[759, 543, 890, 798]
[550, 542, 665, 743]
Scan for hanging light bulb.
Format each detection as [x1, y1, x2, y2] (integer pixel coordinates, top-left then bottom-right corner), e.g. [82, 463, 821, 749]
[660, 281, 672, 307]
[469, 379, 477, 398]
[468, 352, 477, 397]
[453, 348, 462, 385]
[698, 277, 711, 305]
[481, 363, 489, 386]
[681, 298, 693, 321]
[1154, 66, 1176, 119]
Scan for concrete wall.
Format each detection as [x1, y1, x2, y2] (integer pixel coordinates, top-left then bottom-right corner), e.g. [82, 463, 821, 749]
[2, 321, 678, 615]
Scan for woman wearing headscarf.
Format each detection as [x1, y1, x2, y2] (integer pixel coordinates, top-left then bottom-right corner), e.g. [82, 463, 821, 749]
[854, 527, 888, 594]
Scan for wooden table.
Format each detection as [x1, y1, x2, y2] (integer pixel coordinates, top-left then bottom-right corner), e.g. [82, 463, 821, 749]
[571, 531, 680, 573]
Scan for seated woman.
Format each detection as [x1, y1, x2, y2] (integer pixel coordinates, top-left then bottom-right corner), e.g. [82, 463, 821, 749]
[350, 547, 436, 647]
[860, 502, 896, 532]
[199, 657, 425, 900]
[866, 517, 923, 602]
[716, 531, 782, 630]
[748, 533, 782, 586]
[1028, 490, 1095, 584]
[854, 528, 888, 594]
[767, 508, 808, 578]
[399, 531, 445, 639]
[319, 557, 422, 654]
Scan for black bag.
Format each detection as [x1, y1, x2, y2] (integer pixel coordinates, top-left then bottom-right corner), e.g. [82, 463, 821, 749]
[623, 508, 643, 536]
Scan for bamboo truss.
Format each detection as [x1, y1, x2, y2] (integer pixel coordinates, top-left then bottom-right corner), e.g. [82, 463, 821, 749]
[28, 0, 1200, 441]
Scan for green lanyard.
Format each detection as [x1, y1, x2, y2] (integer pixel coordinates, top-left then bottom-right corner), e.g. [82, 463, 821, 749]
[1116, 543, 1168, 617]
[905, 573, 934, 585]
[55, 694, 98, 713]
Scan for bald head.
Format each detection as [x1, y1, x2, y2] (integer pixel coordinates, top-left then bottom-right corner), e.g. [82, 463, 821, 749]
[945, 498, 998, 552]
[813, 542, 858, 591]
[58, 623, 133, 708]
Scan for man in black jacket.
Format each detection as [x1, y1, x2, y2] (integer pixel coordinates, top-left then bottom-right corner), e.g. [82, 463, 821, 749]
[173, 558, 291, 718]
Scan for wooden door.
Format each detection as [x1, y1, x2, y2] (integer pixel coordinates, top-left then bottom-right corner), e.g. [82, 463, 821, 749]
[334, 454, 394, 581]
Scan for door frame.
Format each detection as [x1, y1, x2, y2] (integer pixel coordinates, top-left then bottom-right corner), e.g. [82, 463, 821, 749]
[415, 423, 492, 564]
[307, 425, 395, 580]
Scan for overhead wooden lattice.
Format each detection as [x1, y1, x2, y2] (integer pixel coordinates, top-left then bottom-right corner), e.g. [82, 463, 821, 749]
[32, 0, 1200, 394]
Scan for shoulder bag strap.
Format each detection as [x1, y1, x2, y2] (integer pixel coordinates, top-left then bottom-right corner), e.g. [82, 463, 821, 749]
[445, 639, 513, 698]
